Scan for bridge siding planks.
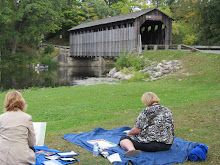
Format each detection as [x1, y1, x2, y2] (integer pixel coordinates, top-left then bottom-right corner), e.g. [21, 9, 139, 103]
[69, 8, 172, 57]
[70, 24, 137, 57]
[71, 26, 134, 57]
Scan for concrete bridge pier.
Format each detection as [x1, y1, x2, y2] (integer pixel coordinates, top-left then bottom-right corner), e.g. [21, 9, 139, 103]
[66, 56, 105, 68]
[53, 48, 106, 68]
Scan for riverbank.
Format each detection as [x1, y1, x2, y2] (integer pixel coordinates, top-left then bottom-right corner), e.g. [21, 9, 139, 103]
[0, 51, 219, 164]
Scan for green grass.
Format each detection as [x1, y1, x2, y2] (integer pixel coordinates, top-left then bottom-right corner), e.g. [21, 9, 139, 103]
[0, 51, 219, 164]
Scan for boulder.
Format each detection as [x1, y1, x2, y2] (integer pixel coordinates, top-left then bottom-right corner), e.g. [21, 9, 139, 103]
[108, 68, 116, 76]
[113, 71, 121, 78]
[154, 72, 162, 77]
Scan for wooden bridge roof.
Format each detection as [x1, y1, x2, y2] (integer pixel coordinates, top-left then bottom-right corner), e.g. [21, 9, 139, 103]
[69, 8, 172, 31]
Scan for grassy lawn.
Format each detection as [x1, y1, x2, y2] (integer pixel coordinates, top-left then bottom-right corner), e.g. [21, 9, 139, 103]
[0, 51, 219, 164]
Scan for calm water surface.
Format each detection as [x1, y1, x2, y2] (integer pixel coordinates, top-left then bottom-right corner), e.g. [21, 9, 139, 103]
[0, 66, 106, 91]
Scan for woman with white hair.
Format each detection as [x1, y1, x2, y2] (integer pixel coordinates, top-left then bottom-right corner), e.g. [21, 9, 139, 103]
[0, 91, 36, 165]
[119, 92, 174, 157]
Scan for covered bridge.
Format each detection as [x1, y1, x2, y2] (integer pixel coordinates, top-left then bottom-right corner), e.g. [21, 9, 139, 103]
[69, 8, 173, 57]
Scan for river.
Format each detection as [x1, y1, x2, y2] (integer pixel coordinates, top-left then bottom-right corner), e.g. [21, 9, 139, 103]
[0, 66, 114, 91]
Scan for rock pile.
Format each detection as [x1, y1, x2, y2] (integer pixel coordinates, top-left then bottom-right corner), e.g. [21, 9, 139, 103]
[107, 59, 182, 81]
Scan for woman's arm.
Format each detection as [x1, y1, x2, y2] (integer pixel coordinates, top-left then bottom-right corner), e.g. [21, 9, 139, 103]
[27, 116, 36, 147]
[127, 127, 141, 135]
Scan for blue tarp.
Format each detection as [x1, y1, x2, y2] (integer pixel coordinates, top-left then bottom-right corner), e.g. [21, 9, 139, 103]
[63, 127, 201, 165]
[33, 146, 78, 165]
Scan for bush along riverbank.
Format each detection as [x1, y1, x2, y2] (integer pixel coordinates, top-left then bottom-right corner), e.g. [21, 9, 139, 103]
[107, 51, 182, 82]
[0, 45, 58, 68]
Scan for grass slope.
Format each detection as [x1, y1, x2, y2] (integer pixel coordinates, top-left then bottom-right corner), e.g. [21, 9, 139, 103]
[0, 51, 219, 164]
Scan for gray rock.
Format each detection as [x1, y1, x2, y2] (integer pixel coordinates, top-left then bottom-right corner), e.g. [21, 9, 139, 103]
[162, 70, 170, 74]
[154, 72, 162, 77]
[157, 63, 163, 67]
[108, 68, 116, 76]
[113, 71, 121, 78]
[125, 74, 133, 80]
[118, 73, 127, 79]
[151, 78, 158, 81]
[162, 60, 167, 64]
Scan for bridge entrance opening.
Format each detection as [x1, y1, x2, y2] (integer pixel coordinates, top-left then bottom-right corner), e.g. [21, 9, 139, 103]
[140, 20, 165, 45]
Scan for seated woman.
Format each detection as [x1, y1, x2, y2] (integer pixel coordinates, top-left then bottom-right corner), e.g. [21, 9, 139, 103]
[119, 92, 174, 157]
[0, 91, 36, 165]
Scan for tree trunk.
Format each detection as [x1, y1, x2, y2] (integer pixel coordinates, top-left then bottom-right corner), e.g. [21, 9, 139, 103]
[12, 40, 17, 54]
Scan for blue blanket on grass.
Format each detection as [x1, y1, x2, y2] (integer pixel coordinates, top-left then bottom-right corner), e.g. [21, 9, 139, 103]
[63, 127, 206, 165]
[32, 146, 78, 165]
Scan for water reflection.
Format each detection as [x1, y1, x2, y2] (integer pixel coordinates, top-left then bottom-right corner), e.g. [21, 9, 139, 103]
[0, 66, 106, 91]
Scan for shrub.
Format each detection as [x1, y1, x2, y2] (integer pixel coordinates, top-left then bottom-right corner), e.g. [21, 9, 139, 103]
[121, 67, 132, 74]
[0, 52, 28, 66]
[44, 45, 54, 54]
[128, 72, 149, 82]
[115, 50, 146, 71]
[182, 34, 197, 45]
[115, 51, 130, 71]
[40, 54, 58, 67]
[128, 55, 145, 71]
[40, 54, 51, 64]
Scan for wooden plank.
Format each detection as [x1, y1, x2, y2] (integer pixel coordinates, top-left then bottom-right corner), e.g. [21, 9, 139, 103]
[181, 44, 202, 52]
[108, 27, 111, 57]
[75, 33, 78, 56]
[193, 45, 220, 50]
[98, 30, 101, 56]
[82, 32, 85, 56]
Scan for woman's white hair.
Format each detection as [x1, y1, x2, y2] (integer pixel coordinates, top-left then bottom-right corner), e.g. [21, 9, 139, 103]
[141, 92, 160, 107]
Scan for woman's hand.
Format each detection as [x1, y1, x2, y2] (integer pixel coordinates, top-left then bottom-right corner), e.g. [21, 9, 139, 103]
[127, 127, 141, 135]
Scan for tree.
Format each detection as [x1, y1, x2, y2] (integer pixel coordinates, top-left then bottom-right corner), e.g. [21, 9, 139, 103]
[110, 0, 150, 15]
[57, 0, 86, 39]
[59, 0, 149, 36]
[149, 0, 163, 7]
[0, 0, 63, 55]
[198, 0, 220, 45]
[168, 0, 220, 45]
[166, 0, 206, 45]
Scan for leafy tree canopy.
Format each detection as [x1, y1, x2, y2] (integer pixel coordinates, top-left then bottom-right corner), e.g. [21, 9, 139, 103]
[0, 0, 63, 54]
[1, 0, 219, 58]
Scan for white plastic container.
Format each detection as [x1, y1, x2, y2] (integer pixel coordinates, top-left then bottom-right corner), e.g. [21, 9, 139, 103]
[93, 142, 99, 157]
